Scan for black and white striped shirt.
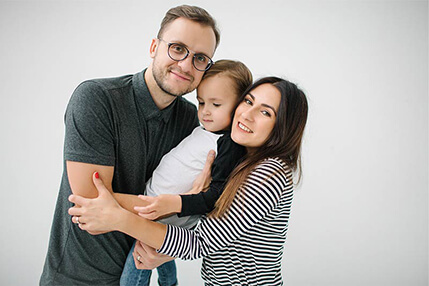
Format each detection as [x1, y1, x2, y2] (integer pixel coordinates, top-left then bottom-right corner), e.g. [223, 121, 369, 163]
[158, 157, 294, 285]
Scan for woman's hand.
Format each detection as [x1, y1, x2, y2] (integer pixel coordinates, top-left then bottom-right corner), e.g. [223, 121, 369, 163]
[68, 172, 126, 234]
[133, 241, 174, 270]
[134, 194, 181, 220]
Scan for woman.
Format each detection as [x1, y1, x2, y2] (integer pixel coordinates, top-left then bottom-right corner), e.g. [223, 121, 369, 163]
[69, 76, 308, 285]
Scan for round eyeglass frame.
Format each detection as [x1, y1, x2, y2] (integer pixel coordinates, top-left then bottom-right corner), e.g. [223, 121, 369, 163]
[159, 39, 214, 71]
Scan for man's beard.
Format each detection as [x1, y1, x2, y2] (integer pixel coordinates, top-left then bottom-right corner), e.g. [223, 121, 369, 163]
[152, 64, 196, 97]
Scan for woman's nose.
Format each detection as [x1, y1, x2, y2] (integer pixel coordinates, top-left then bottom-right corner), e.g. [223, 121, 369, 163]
[241, 108, 254, 121]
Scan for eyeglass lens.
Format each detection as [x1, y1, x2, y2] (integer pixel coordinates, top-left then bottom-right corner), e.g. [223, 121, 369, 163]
[168, 43, 211, 71]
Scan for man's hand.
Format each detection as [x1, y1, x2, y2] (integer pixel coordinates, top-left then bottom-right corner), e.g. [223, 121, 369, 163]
[187, 150, 215, 194]
[135, 194, 181, 220]
[133, 241, 174, 270]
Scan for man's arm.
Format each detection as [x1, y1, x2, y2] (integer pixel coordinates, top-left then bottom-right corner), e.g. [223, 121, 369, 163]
[67, 161, 147, 213]
[64, 81, 148, 213]
[67, 161, 114, 198]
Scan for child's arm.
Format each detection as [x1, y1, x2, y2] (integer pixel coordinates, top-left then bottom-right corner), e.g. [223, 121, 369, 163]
[179, 133, 246, 216]
[136, 133, 246, 219]
[133, 194, 182, 220]
[134, 150, 216, 220]
[187, 149, 216, 194]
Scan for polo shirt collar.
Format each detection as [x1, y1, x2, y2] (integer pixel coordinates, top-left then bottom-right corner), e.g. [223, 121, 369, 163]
[133, 69, 176, 123]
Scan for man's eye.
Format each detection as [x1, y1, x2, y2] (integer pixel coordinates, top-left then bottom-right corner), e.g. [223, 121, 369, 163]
[171, 44, 186, 53]
[195, 55, 208, 63]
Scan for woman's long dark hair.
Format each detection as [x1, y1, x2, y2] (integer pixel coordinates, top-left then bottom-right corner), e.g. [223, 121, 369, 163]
[211, 77, 308, 217]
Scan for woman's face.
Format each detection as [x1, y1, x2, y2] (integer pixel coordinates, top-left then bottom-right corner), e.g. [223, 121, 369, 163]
[231, 83, 281, 152]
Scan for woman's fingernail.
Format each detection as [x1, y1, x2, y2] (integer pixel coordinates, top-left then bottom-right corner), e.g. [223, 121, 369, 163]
[95, 172, 99, 179]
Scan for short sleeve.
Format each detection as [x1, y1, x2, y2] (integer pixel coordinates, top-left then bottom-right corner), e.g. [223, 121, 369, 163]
[64, 81, 116, 166]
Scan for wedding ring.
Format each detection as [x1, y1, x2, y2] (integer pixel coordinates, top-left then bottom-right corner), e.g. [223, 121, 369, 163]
[137, 255, 141, 262]
[76, 217, 80, 225]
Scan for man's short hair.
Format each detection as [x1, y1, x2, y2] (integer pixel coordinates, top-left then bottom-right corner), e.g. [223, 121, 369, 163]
[158, 5, 220, 50]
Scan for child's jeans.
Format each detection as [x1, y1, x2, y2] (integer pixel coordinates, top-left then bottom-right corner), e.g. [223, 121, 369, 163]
[120, 241, 177, 286]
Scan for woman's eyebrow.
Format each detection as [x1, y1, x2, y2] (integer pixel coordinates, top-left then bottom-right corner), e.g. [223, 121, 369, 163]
[248, 92, 277, 116]
[262, 104, 277, 116]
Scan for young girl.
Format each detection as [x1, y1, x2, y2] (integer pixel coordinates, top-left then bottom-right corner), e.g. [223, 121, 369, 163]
[119, 60, 252, 285]
[69, 76, 308, 285]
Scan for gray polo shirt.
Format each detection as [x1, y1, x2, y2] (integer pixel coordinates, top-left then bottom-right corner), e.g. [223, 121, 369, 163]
[40, 69, 199, 285]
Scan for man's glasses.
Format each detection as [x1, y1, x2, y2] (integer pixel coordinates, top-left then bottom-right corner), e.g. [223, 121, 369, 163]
[159, 39, 213, 71]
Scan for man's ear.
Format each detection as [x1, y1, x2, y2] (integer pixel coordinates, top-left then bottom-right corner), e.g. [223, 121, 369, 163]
[149, 38, 158, 59]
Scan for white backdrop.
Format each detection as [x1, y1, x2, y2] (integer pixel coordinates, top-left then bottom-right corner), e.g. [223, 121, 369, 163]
[0, 1, 427, 285]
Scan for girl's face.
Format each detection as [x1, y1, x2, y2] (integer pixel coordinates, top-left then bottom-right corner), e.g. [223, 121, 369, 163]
[231, 83, 281, 152]
[196, 75, 238, 132]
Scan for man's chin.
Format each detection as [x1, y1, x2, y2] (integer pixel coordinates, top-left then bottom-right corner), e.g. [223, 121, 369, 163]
[159, 86, 187, 97]
[160, 83, 196, 97]
[153, 73, 196, 97]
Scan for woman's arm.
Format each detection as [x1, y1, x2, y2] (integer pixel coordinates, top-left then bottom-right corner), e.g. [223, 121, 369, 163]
[68, 158, 290, 260]
[159, 158, 291, 260]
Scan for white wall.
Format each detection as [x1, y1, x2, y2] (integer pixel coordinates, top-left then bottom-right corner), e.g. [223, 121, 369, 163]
[0, 1, 427, 285]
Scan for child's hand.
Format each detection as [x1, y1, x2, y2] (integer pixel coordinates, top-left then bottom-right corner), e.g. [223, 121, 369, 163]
[190, 150, 215, 193]
[135, 194, 182, 220]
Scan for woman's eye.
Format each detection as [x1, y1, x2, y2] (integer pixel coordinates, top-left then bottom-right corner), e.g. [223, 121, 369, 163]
[244, 99, 252, 105]
[198, 101, 204, 105]
[261, 110, 272, 117]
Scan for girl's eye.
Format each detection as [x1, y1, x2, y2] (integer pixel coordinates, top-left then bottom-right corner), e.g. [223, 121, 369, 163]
[213, 103, 221, 107]
[244, 98, 252, 105]
[198, 101, 204, 105]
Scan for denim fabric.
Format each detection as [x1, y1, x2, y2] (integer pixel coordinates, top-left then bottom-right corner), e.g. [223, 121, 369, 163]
[120, 241, 177, 286]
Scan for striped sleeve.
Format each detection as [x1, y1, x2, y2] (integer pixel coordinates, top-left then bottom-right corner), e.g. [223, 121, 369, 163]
[158, 158, 291, 260]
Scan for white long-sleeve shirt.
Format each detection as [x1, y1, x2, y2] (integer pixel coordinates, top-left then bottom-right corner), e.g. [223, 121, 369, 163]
[158, 157, 294, 285]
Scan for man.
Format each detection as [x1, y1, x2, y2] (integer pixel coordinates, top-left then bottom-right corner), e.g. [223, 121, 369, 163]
[40, 5, 220, 285]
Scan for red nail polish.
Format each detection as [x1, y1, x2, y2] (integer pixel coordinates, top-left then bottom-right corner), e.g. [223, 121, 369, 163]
[95, 172, 99, 179]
